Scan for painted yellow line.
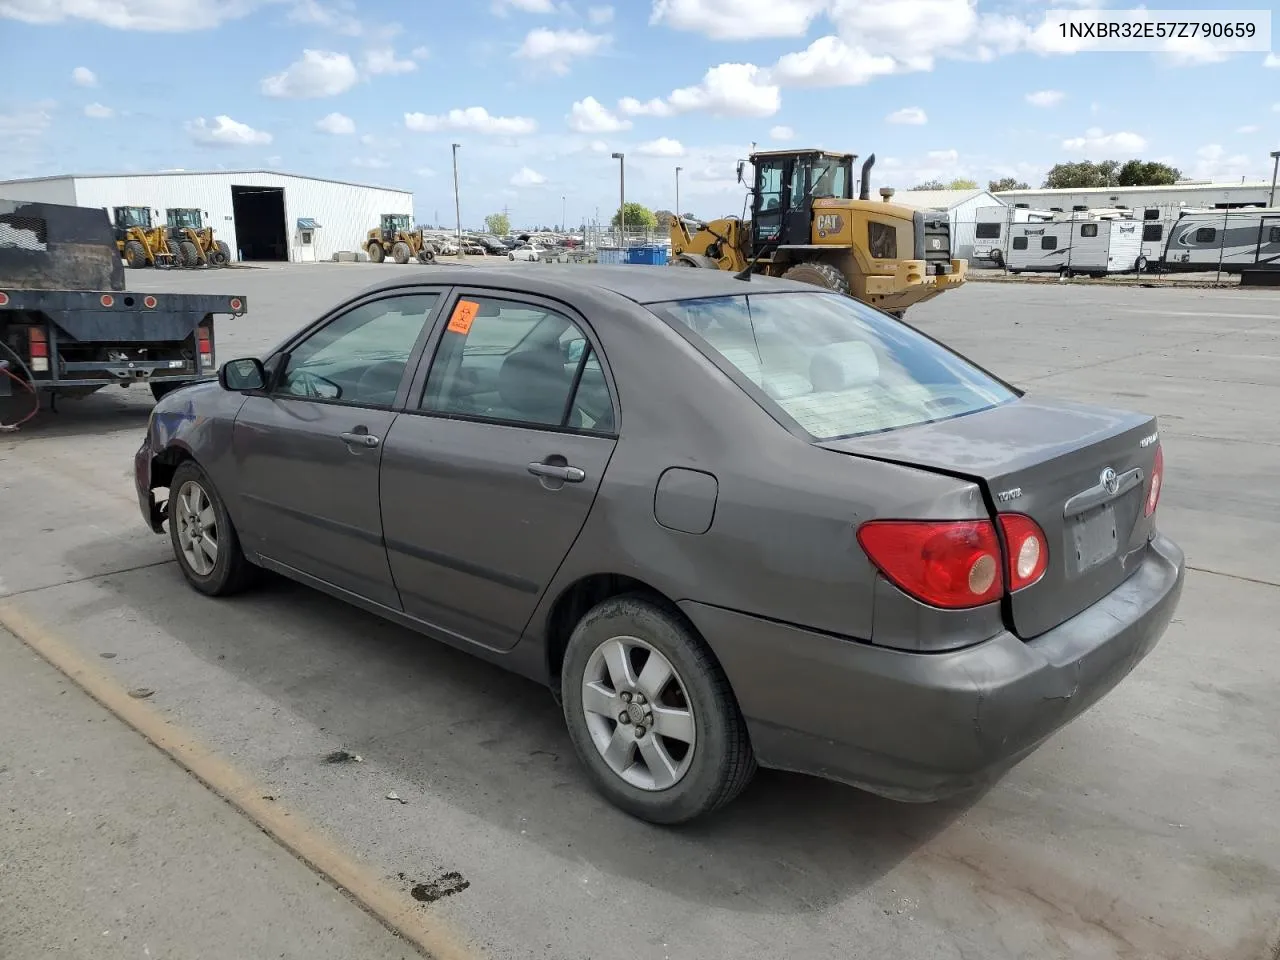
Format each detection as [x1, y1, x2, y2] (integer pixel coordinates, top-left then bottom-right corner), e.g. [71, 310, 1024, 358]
[0, 600, 483, 960]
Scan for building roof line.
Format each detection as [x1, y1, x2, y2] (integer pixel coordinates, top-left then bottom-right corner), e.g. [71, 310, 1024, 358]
[0, 169, 412, 194]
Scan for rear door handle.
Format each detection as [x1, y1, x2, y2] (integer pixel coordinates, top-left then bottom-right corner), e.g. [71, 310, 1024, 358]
[340, 431, 380, 448]
[527, 462, 585, 483]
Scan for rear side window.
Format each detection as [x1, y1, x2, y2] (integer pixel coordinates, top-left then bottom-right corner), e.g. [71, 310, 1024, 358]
[1270, 226, 1280, 243]
[1041, 235, 1057, 250]
[649, 292, 1016, 440]
[1080, 223, 1098, 238]
[1195, 227, 1216, 243]
[1143, 224, 1163, 242]
[975, 222, 1001, 239]
[1012, 236, 1028, 250]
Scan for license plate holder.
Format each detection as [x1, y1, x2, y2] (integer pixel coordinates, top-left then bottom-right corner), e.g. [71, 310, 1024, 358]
[1069, 504, 1118, 574]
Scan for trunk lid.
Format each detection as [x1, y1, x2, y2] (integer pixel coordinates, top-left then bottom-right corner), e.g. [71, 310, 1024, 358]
[822, 396, 1160, 639]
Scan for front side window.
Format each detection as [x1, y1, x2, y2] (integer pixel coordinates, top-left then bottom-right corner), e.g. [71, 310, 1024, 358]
[1194, 227, 1216, 243]
[1142, 224, 1163, 242]
[1080, 223, 1098, 238]
[276, 294, 440, 406]
[1269, 226, 1280, 243]
[650, 292, 1015, 440]
[1012, 236, 1029, 250]
[1041, 235, 1057, 250]
[421, 296, 614, 432]
[788, 160, 809, 210]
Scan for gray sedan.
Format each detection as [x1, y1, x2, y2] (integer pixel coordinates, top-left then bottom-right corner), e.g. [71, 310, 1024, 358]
[134, 266, 1184, 824]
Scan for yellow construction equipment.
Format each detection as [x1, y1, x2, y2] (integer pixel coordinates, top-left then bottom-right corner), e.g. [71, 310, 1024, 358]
[365, 214, 437, 264]
[113, 206, 178, 269]
[167, 208, 231, 267]
[669, 149, 966, 317]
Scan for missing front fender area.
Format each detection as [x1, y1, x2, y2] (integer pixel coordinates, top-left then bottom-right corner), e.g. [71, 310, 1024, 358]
[145, 488, 168, 534]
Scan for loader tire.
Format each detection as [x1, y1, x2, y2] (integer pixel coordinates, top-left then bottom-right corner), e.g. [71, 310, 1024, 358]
[417, 245, 436, 264]
[180, 240, 200, 267]
[781, 261, 850, 295]
[368, 242, 385, 263]
[165, 239, 183, 268]
[392, 241, 412, 264]
[124, 240, 148, 269]
[216, 241, 232, 264]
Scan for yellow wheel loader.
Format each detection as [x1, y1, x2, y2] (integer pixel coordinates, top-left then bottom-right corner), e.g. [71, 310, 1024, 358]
[365, 214, 438, 264]
[112, 206, 178, 269]
[669, 150, 966, 317]
[166, 208, 231, 267]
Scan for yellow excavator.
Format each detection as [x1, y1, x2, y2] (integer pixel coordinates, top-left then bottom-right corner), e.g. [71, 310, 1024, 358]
[167, 208, 231, 267]
[365, 214, 438, 264]
[113, 206, 178, 269]
[669, 149, 966, 317]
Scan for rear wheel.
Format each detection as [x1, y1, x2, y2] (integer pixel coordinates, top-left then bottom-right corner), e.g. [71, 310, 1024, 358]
[781, 260, 850, 295]
[123, 240, 147, 269]
[392, 241, 411, 264]
[368, 242, 385, 263]
[165, 239, 183, 268]
[167, 461, 257, 597]
[560, 595, 756, 824]
[216, 240, 232, 264]
[180, 240, 200, 267]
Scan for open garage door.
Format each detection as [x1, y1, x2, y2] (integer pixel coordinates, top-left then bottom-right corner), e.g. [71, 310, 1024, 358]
[231, 185, 287, 261]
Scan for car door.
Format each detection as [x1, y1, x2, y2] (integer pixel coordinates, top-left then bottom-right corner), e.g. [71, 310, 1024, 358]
[378, 290, 619, 651]
[231, 289, 447, 609]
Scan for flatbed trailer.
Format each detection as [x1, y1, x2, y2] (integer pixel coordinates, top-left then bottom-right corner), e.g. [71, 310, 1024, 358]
[0, 199, 246, 425]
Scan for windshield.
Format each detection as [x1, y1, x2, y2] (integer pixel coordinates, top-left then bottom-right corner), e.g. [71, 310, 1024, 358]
[649, 292, 1016, 440]
[118, 207, 150, 228]
[385, 215, 411, 231]
[809, 159, 849, 199]
[168, 209, 201, 229]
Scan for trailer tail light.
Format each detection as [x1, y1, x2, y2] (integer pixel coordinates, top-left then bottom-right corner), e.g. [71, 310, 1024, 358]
[198, 325, 213, 370]
[997, 514, 1049, 591]
[1145, 444, 1163, 517]
[229, 298, 242, 312]
[28, 327, 49, 373]
[857, 519, 1004, 609]
[0, 291, 9, 307]
[100, 294, 114, 307]
[144, 295, 157, 309]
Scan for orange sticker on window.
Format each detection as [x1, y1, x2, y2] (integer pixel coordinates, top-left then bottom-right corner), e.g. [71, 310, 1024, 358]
[447, 299, 479, 335]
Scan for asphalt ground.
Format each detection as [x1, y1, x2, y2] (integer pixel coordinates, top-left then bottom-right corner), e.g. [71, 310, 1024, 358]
[1, 261, 1277, 960]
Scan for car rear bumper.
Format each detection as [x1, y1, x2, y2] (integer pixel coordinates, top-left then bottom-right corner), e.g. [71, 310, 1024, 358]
[681, 532, 1185, 801]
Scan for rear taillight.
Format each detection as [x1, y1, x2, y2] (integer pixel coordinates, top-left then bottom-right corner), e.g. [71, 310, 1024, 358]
[857, 520, 1003, 609]
[1145, 445, 1163, 517]
[998, 514, 1049, 591]
[27, 327, 49, 373]
[197, 325, 213, 369]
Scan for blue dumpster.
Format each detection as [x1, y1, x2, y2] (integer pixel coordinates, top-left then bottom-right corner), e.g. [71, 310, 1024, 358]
[627, 245, 669, 266]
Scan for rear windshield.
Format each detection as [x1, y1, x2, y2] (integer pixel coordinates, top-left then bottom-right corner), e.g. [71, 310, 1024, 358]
[649, 291, 1016, 440]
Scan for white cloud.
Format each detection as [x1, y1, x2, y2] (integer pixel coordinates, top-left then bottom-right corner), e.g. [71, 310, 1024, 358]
[352, 155, 391, 169]
[1025, 89, 1064, 107]
[404, 107, 537, 135]
[927, 149, 959, 164]
[886, 106, 926, 125]
[0, 0, 256, 31]
[363, 47, 417, 75]
[0, 100, 55, 140]
[71, 66, 97, 87]
[511, 166, 547, 186]
[261, 50, 359, 98]
[771, 36, 897, 87]
[514, 28, 609, 74]
[667, 62, 780, 117]
[618, 96, 673, 118]
[83, 102, 113, 119]
[567, 96, 631, 133]
[589, 139, 609, 152]
[649, 0, 827, 40]
[415, 166, 436, 177]
[769, 124, 794, 141]
[186, 115, 272, 147]
[1192, 143, 1260, 181]
[637, 137, 685, 157]
[316, 111, 355, 134]
[288, 0, 364, 36]
[491, 0, 555, 13]
[1265, 53, 1280, 68]
[587, 5, 613, 24]
[1237, 124, 1259, 134]
[411, 45, 430, 59]
[1061, 127, 1146, 153]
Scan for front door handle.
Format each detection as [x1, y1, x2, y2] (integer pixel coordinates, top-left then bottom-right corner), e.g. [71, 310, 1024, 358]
[528, 461, 585, 483]
[340, 430, 380, 448]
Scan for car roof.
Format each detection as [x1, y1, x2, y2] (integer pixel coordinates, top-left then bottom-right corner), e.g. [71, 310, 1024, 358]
[351, 264, 804, 306]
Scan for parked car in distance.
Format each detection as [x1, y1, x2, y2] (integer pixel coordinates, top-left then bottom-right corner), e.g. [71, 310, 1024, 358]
[134, 266, 1185, 824]
[508, 242, 545, 261]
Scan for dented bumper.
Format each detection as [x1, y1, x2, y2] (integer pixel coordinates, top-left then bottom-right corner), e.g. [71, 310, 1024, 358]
[680, 532, 1184, 801]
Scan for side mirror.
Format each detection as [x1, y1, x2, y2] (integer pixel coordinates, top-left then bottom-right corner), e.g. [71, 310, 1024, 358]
[219, 357, 267, 392]
[736, 161, 745, 184]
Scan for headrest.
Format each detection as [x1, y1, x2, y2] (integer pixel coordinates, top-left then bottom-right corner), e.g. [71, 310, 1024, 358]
[477, 300, 503, 317]
[809, 341, 879, 392]
[498, 346, 568, 420]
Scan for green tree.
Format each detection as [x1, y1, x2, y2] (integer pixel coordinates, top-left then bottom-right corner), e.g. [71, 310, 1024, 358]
[989, 177, 1030, 192]
[913, 179, 945, 190]
[1117, 159, 1181, 186]
[653, 209, 676, 228]
[1042, 160, 1121, 189]
[948, 178, 979, 190]
[611, 202, 657, 229]
[484, 212, 510, 235]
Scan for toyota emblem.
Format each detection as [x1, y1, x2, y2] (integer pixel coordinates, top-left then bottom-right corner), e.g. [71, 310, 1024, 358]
[1100, 467, 1119, 495]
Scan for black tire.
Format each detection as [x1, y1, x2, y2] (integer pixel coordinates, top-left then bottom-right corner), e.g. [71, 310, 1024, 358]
[167, 460, 258, 597]
[216, 240, 232, 264]
[989, 249, 1003, 266]
[781, 260, 850, 295]
[368, 242, 386, 263]
[392, 241, 411, 264]
[560, 595, 756, 824]
[164, 239, 182, 268]
[208, 247, 228, 266]
[123, 240, 147, 269]
[417, 245, 436, 264]
[508, 252, 515, 261]
[180, 240, 200, 267]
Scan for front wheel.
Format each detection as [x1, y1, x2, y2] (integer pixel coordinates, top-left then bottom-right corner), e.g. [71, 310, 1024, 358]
[780, 261, 850, 295]
[123, 240, 147, 269]
[560, 596, 756, 824]
[368, 242, 385, 263]
[180, 240, 200, 267]
[392, 241, 411, 264]
[167, 461, 258, 597]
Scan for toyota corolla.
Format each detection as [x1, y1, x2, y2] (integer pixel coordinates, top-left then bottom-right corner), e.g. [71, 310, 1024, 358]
[135, 266, 1184, 824]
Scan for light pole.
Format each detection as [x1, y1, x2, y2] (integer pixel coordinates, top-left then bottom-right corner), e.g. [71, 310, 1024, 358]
[611, 151, 625, 248]
[561, 195, 566, 233]
[1270, 150, 1280, 208]
[675, 165, 682, 227]
[451, 142, 462, 259]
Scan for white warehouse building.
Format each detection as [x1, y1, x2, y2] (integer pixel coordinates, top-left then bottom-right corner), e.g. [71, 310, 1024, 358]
[0, 170, 413, 263]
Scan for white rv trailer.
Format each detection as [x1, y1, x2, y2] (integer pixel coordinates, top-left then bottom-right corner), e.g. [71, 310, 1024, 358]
[971, 205, 1053, 264]
[1159, 208, 1280, 274]
[1007, 217, 1144, 276]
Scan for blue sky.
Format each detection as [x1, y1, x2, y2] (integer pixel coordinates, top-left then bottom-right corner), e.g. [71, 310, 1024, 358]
[2, 0, 1278, 229]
